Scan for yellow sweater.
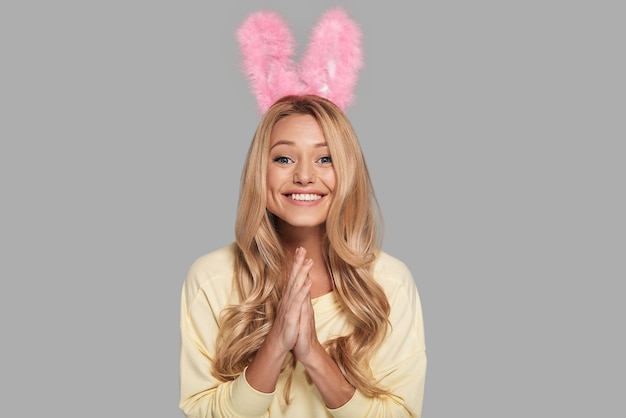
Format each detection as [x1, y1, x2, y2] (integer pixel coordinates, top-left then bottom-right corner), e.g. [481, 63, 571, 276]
[179, 243, 426, 417]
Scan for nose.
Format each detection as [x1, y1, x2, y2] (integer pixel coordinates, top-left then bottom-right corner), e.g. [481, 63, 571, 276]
[294, 161, 315, 184]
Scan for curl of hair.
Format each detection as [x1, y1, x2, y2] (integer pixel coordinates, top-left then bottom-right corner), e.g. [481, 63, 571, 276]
[213, 95, 391, 402]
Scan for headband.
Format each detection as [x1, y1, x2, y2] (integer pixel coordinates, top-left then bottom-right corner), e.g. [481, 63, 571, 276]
[237, 7, 363, 114]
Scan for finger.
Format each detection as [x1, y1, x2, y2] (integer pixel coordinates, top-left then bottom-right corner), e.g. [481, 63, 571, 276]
[280, 254, 312, 322]
[285, 247, 310, 298]
[284, 247, 305, 297]
[294, 258, 314, 294]
[294, 292, 315, 358]
[290, 247, 306, 278]
[298, 297, 310, 336]
[299, 291, 312, 328]
[291, 267, 312, 317]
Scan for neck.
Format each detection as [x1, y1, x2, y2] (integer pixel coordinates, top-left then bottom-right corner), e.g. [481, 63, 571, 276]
[277, 222, 326, 254]
[277, 222, 332, 298]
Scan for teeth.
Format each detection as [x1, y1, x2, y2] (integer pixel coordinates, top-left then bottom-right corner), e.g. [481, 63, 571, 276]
[289, 193, 322, 201]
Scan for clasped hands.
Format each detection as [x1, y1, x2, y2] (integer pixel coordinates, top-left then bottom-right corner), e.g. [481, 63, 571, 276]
[269, 246, 323, 365]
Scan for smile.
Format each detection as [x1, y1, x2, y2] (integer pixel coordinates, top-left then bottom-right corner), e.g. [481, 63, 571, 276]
[287, 193, 323, 201]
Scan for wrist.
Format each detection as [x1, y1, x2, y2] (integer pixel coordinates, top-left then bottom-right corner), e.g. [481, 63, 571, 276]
[297, 341, 327, 371]
[256, 334, 290, 369]
[299, 344, 356, 409]
[246, 334, 290, 394]
[264, 328, 293, 360]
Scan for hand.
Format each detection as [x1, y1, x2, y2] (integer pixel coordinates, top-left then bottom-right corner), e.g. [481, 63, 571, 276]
[267, 247, 313, 355]
[293, 288, 322, 365]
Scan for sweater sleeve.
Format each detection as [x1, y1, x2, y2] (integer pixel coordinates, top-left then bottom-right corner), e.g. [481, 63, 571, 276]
[328, 258, 427, 418]
[179, 252, 275, 418]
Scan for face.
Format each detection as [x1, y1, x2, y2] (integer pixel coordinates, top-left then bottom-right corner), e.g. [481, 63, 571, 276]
[266, 114, 336, 230]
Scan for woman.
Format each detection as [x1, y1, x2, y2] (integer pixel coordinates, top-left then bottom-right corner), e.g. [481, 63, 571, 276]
[179, 95, 426, 417]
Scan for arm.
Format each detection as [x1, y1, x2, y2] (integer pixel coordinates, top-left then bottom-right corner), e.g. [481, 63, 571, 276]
[326, 260, 428, 418]
[245, 247, 313, 392]
[179, 250, 275, 418]
[179, 246, 318, 417]
[293, 292, 356, 409]
[180, 282, 274, 418]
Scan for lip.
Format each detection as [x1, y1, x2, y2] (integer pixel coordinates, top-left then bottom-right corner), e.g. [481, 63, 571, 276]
[284, 189, 326, 196]
[282, 190, 327, 205]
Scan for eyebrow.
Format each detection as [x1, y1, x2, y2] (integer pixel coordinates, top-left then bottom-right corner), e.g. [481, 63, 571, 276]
[269, 140, 329, 150]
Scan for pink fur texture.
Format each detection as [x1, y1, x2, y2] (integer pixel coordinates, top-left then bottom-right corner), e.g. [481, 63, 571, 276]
[300, 8, 363, 111]
[237, 7, 363, 114]
[236, 11, 301, 114]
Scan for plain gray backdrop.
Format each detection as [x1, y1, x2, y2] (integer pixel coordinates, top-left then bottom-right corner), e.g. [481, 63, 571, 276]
[1, 1, 624, 416]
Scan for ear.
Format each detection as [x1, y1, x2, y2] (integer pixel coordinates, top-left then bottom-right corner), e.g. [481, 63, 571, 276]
[236, 11, 302, 114]
[299, 7, 364, 110]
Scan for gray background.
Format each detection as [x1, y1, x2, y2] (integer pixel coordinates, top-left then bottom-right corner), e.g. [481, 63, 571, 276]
[1, 0, 624, 416]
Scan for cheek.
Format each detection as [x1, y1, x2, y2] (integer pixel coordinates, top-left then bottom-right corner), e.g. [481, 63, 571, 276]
[323, 170, 337, 191]
[265, 176, 279, 213]
[266, 167, 287, 198]
[265, 167, 279, 190]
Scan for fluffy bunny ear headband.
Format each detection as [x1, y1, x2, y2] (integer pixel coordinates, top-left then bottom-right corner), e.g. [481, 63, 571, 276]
[237, 7, 363, 114]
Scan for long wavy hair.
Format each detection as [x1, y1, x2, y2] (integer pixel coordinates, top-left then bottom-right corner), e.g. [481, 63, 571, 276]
[213, 95, 391, 401]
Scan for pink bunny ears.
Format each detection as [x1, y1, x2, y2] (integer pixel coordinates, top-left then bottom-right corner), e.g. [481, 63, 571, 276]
[237, 7, 363, 114]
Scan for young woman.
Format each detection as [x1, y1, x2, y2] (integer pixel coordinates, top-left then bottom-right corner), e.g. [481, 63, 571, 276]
[179, 95, 426, 417]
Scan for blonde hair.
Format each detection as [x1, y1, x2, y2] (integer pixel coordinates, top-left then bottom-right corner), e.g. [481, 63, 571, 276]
[214, 95, 391, 401]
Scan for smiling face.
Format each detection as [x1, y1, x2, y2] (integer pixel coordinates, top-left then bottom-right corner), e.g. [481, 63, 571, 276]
[266, 113, 336, 230]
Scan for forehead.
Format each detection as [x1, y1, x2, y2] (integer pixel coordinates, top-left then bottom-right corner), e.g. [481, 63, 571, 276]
[269, 114, 326, 147]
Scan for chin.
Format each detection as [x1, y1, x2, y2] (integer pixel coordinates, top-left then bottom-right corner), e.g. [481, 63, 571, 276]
[275, 216, 327, 229]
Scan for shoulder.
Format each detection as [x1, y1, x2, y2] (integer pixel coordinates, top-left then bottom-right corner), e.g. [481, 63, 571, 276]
[372, 250, 426, 351]
[372, 250, 415, 291]
[188, 242, 237, 277]
[372, 250, 423, 313]
[182, 243, 237, 301]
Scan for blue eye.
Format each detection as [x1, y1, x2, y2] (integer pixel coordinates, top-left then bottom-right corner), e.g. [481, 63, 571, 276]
[318, 156, 332, 164]
[273, 156, 292, 164]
